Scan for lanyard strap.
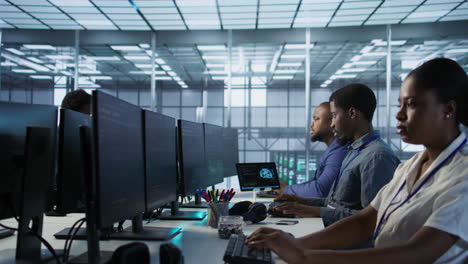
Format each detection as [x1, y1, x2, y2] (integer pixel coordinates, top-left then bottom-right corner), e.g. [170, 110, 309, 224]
[373, 138, 467, 240]
[332, 135, 380, 192]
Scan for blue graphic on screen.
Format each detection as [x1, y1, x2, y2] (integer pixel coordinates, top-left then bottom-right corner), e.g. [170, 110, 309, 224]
[259, 168, 273, 179]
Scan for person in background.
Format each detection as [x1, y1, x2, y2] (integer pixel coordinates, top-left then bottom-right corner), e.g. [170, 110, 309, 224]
[273, 83, 399, 229]
[247, 58, 468, 263]
[280, 102, 348, 199]
[61, 89, 91, 115]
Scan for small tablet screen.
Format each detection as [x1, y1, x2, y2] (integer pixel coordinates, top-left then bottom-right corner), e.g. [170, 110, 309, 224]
[236, 162, 280, 191]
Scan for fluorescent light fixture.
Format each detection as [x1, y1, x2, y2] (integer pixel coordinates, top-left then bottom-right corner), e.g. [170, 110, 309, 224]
[324, 80, 332, 84]
[161, 65, 172, 71]
[155, 58, 166, 65]
[445, 49, 468, 53]
[202, 56, 226, 60]
[30, 75, 52, 79]
[320, 84, 328, 88]
[252, 64, 267, 72]
[336, 70, 344, 74]
[401, 60, 420, 69]
[60, 71, 72, 76]
[27, 57, 44, 64]
[353, 61, 377, 65]
[167, 71, 177, 77]
[360, 46, 373, 54]
[1, 61, 17, 66]
[155, 76, 172, 80]
[269, 48, 282, 73]
[135, 64, 155, 68]
[6, 48, 25, 56]
[12, 69, 36, 74]
[361, 52, 387, 56]
[2, 53, 51, 72]
[129, 71, 167, 75]
[341, 68, 367, 73]
[23, 44, 55, 50]
[273, 75, 294, 79]
[79, 70, 101, 74]
[174, 77, 182, 81]
[371, 39, 407, 46]
[197, 45, 226, 51]
[88, 56, 120, 61]
[90, 76, 112, 80]
[275, 70, 299, 74]
[209, 70, 227, 75]
[124, 56, 150, 60]
[351, 55, 362, 61]
[111, 45, 141, 51]
[206, 64, 224, 68]
[281, 54, 305, 59]
[212, 76, 226, 80]
[277, 63, 302, 67]
[139, 43, 150, 49]
[330, 74, 357, 79]
[46, 55, 73, 60]
[284, 44, 315, 49]
[342, 63, 353, 68]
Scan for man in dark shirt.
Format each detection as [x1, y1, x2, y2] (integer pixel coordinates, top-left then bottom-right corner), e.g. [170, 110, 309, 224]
[275, 83, 400, 227]
[61, 89, 91, 115]
[281, 102, 348, 198]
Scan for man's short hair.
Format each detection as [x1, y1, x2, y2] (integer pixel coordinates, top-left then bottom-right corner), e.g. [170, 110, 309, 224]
[61, 89, 91, 112]
[329, 83, 376, 121]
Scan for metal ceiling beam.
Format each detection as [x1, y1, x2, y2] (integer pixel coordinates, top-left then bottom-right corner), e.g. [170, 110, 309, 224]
[3, 21, 468, 46]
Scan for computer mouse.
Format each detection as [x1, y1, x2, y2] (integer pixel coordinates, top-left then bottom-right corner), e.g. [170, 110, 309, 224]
[267, 202, 296, 218]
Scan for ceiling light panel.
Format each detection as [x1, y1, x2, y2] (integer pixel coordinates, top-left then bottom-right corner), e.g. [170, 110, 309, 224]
[260, 5, 298, 12]
[416, 3, 459, 12]
[223, 25, 255, 29]
[49, 0, 93, 7]
[300, 3, 339, 11]
[0, 12, 31, 18]
[140, 7, 179, 15]
[425, 0, 463, 3]
[340, 1, 380, 9]
[0, 5, 21, 12]
[381, 0, 424, 7]
[92, 1, 131, 7]
[3, 18, 38, 24]
[145, 14, 182, 19]
[223, 19, 256, 25]
[365, 19, 402, 25]
[33, 13, 69, 19]
[335, 8, 375, 16]
[114, 20, 147, 26]
[375, 6, 417, 14]
[107, 14, 141, 20]
[259, 11, 295, 18]
[448, 9, 468, 16]
[329, 21, 364, 27]
[132, 0, 174, 7]
[407, 10, 449, 18]
[51, 25, 83, 29]
[100, 7, 138, 14]
[9, 0, 50, 4]
[222, 13, 257, 19]
[369, 13, 407, 20]
[220, 6, 257, 13]
[20, 6, 59, 13]
[40, 19, 77, 25]
[402, 17, 441, 23]
[258, 23, 291, 29]
[332, 15, 369, 22]
[59, 7, 100, 13]
[259, 18, 293, 24]
[178, 6, 217, 13]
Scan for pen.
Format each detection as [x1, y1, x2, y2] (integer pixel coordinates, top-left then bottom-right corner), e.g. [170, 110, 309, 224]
[228, 191, 236, 202]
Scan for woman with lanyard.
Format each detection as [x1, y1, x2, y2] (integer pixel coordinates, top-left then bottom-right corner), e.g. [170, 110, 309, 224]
[246, 58, 468, 264]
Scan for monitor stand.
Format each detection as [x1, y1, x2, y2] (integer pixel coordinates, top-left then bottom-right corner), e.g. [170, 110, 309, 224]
[157, 201, 206, 221]
[54, 214, 181, 241]
[0, 228, 14, 239]
[179, 194, 209, 208]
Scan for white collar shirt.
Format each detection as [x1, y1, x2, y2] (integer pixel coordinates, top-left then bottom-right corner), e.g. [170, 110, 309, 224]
[371, 132, 468, 263]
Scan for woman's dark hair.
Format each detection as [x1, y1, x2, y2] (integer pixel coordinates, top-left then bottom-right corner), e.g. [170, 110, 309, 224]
[406, 58, 468, 126]
[61, 89, 91, 113]
[329, 83, 376, 121]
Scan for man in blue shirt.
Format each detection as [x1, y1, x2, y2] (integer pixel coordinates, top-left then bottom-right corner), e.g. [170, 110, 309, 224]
[275, 84, 400, 228]
[281, 102, 348, 198]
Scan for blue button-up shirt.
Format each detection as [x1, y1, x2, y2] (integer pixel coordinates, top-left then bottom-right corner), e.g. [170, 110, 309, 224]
[283, 138, 348, 198]
[312, 130, 400, 227]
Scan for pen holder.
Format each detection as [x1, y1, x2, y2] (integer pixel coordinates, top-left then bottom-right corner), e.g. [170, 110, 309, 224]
[207, 202, 229, 228]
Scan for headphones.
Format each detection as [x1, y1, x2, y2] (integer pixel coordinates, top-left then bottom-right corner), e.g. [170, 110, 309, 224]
[228, 201, 267, 224]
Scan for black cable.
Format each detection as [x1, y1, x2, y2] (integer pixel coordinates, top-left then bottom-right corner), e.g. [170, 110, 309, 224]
[0, 222, 17, 231]
[63, 218, 86, 263]
[29, 231, 62, 264]
[63, 217, 86, 262]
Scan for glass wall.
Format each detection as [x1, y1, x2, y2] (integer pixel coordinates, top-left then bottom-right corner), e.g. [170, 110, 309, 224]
[1, 28, 467, 184]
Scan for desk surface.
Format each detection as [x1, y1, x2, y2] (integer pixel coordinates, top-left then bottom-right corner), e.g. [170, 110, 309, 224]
[0, 192, 324, 264]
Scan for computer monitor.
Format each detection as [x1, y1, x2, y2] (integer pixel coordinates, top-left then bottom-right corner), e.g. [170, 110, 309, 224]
[223, 128, 239, 177]
[92, 90, 146, 228]
[54, 108, 91, 214]
[177, 119, 208, 197]
[142, 110, 178, 212]
[55, 91, 180, 242]
[204, 123, 224, 186]
[0, 101, 57, 220]
[236, 162, 281, 191]
[0, 102, 57, 262]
